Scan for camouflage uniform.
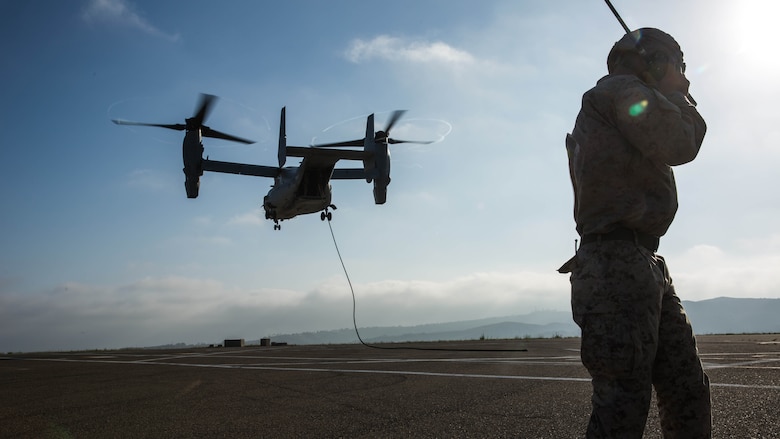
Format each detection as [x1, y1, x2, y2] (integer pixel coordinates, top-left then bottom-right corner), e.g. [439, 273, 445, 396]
[561, 58, 711, 436]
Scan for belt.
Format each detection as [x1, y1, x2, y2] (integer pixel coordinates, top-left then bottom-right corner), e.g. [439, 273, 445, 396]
[580, 227, 659, 252]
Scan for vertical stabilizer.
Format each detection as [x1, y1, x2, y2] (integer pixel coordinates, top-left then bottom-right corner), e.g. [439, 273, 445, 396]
[278, 107, 287, 168]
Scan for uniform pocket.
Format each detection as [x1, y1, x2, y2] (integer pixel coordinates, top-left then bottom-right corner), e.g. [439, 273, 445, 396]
[579, 314, 641, 379]
[557, 254, 579, 274]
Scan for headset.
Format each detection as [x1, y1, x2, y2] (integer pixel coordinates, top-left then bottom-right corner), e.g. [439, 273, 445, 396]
[604, 0, 696, 105]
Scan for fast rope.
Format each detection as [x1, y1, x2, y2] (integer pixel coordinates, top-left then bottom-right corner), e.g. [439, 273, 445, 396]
[327, 220, 527, 352]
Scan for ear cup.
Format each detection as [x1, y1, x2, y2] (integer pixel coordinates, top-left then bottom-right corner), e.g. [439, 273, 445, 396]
[646, 51, 668, 81]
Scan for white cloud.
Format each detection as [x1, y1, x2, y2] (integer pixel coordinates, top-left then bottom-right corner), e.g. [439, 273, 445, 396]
[0, 276, 307, 352]
[0, 270, 570, 352]
[671, 237, 780, 301]
[5, 241, 780, 353]
[82, 0, 180, 42]
[345, 35, 475, 65]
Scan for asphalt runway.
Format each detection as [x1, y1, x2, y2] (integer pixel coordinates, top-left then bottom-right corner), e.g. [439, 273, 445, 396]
[2, 334, 779, 438]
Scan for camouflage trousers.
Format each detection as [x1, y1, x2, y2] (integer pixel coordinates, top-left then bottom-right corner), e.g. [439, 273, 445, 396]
[567, 240, 711, 438]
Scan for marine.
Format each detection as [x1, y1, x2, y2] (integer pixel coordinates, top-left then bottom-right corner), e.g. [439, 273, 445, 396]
[560, 28, 712, 438]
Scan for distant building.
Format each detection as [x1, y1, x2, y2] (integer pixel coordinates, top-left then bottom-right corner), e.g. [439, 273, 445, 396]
[224, 339, 245, 347]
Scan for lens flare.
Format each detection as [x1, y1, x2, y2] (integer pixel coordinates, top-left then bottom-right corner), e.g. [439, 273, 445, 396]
[629, 100, 648, 117]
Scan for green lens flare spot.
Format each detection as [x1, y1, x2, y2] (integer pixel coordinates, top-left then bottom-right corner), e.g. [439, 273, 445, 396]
[629, 100, 648, 117]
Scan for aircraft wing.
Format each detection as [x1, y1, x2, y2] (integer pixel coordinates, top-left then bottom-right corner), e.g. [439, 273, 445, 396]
[286, 146, 367, 162]
[203, 159, 279, 178]
[331, 168, 366, 180]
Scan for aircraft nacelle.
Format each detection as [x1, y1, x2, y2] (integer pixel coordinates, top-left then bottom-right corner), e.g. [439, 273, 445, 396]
[359, 115, 391, 204]
[373, 184, 387, 205]
[182, 130, 204, 198]
[370, 142, 390, 204]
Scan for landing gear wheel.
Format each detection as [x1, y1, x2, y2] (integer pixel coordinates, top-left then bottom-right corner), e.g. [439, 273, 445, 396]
[321, 205, 336, 222]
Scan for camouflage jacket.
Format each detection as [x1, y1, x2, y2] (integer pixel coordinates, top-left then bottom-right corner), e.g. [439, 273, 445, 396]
[567, 74, 706, 237]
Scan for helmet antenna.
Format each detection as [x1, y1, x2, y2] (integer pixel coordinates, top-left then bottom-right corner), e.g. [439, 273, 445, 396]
[602, 0, 697, 105]
[604, 0, 646, 56]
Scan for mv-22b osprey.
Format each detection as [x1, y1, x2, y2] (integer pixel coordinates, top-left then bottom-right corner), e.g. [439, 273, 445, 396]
[113, 94, 433, 229]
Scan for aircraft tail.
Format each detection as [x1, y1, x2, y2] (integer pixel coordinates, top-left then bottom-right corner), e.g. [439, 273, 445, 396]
[278, 107, 287, 168]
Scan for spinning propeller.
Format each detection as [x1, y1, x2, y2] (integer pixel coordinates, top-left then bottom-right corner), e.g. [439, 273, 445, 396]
[112, 93, 254, 199]
[313, 110, 436, 148]
[111, 94, 254, 145]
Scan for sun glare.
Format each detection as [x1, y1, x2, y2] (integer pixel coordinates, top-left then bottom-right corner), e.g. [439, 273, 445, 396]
[730, 2, 780, 70]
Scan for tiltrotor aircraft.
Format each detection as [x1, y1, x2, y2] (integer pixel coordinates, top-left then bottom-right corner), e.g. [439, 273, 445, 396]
[113, 94, 433, 229]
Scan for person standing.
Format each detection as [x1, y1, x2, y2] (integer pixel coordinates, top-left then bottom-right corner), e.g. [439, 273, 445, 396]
[559, 28, 711, 438]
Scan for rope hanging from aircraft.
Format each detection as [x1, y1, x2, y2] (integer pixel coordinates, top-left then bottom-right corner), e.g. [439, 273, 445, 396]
[327, 221, 528, 353]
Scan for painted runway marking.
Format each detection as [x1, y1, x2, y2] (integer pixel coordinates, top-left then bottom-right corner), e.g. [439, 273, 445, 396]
[19, 352, 780, 391]
[705, 358, 780, 370]
[714, 383, 780, 390]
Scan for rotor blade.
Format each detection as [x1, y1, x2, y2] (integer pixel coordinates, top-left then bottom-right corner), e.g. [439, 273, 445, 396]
[193, 94, 217, 126]
[201, 126, 254, 144]
[384, 110, 407, 135]
[279, 107, 287, 168]
[388, 138, 435, 145]
[111, 119, 185, 131]
[312, 139, 364, 148]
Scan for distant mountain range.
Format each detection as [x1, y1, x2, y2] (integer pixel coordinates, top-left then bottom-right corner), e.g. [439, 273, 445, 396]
[684, 297, 780, 334]
[256, 297, 780, 346]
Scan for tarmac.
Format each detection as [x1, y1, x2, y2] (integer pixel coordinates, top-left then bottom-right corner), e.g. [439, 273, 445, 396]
[2, 334, 779, 438]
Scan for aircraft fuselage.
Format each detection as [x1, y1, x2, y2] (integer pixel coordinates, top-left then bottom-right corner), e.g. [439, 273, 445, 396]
[263, 163, 335, 221]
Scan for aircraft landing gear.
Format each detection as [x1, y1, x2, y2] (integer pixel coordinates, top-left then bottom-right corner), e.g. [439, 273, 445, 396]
[266, 205, 282, 230]
[320, 204, 337, 222]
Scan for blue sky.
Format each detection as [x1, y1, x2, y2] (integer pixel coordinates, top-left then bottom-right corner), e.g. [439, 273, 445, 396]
[2, 0, 779, 352]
